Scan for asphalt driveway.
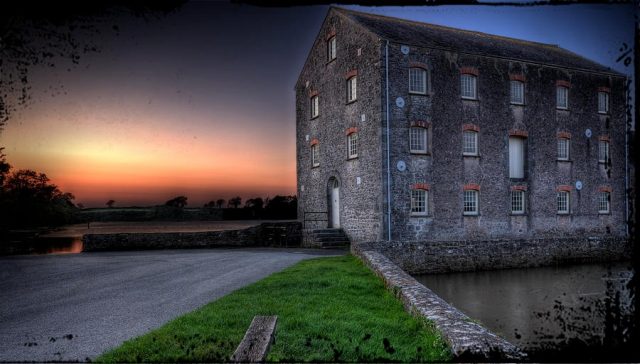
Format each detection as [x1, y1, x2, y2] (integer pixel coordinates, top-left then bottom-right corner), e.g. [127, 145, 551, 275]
[0, 248, 344, 362]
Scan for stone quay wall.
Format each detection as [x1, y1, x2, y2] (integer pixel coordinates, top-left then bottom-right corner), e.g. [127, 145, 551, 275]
[82, 222, 301, 252]
[354, 236, 630, 274]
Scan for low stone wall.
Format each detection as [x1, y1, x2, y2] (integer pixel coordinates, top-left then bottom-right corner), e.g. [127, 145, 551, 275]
[353, 249, 525, 361]
[83, 222, 301, 252]
[355, 236, 631, 274]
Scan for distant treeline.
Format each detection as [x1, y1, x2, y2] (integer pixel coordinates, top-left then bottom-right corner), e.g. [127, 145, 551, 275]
[0, 149, 297, 231]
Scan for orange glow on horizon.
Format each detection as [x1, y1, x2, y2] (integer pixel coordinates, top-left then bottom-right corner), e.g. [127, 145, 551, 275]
[1, 100, 297, 207]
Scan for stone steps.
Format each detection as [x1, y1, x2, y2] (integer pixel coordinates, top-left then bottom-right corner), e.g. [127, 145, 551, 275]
[305, 228, 350, 248]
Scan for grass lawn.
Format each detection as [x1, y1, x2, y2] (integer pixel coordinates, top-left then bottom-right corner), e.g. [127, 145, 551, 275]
[97, 255, 451, 362]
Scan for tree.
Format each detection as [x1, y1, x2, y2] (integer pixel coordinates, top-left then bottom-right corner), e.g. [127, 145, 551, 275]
[0, 148, 10, 187]
[264, 195, 297, 219]
[165, 195, 187, 208]
[244, 197, 264, 210]
[0, 168, 77, 228]
[216, 199, 225, 209]
[0, 1, 185, 130]
[228, 196, 242, 209]
[203, 200, 216, 208]
[106, 199, 115, 208]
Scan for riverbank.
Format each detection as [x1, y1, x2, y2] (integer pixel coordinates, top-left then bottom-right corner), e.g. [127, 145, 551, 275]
[96, 255, 451, 362]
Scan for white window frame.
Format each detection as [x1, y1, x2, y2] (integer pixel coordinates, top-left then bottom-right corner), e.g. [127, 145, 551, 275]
[598, 91, 610, 114]
[511, 190, 525, 214]
[557, 138, 570, 161]
[310, 96, 319, 118]
[409, 67, 427, 94]
[462, 130, 478, 156]
[311, 144, 319, 167]
[327, 36, 336, 61]
[598, 140, 610, 164]
[347, 133, 358, 159]
[347, 76, 357, 103]
[598, 191, 611, 214]
[557, 86, 569, 109]
[461, 74, 477, 100]
[410, 189, 428, 216]
[509, 137, 525, 179]
[463, 190, 479, 215]
[410, 126, 428, 154]
[510, 80, 524, 105]
[557, 191, 570, 214]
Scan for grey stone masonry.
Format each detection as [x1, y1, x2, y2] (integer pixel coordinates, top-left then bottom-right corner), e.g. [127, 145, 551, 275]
[355, 236, 630, 274]
[354, 248, 526, 361]
[296, 7, 628, 245]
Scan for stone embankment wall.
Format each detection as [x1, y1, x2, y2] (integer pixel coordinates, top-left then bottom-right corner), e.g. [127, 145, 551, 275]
[83, 222, 301, 252]
[353, 249, 526, 361]
[355, 236, 630, 274]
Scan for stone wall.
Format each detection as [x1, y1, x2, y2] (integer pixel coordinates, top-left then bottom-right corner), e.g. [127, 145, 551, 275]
[82, 222, 301, 252]
[354, 249, 525, 361]
[295, 10, 385, 243]
[385, 42, 627, 242]
[354, 236, 631, 274]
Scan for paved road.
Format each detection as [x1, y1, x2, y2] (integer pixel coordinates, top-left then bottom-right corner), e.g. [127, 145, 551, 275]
[0, 248, 344, 362]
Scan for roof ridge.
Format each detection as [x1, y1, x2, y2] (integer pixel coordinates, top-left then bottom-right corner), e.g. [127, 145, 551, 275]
[333, 6, 561, 50]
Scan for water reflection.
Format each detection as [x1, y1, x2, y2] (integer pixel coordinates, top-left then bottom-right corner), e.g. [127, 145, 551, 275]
[2, 236, 84, 255]
[414, 262, 636, 361]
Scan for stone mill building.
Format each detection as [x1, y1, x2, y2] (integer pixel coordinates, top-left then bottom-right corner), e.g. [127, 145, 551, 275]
[295, 7, 630, 249]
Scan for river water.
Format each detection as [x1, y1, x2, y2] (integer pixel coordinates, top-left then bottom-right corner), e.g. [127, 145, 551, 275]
[414, 261, 636, 361]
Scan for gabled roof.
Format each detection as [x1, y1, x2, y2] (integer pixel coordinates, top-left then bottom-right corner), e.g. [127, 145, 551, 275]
[334, 7, 622, 76]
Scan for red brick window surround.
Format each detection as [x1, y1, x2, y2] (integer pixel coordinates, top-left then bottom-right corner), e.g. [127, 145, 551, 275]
[310, 140, 319, 168]
[410, 120, 430, 154]
[557, 131, 571, 161]
[556, 185, 571, 214]
[556, 80, 570, 110]
[346, 70, 357, 103]
[510, 74, 525, 105]
[346, 128, 358, 159]
[409, 62, 429, 95]
[598, 86, 610, 114]
[410, 183, 429, 215]
[309, 90, 319, 119]
[463, 183, 479, 215]
[326, 29, 336, 62]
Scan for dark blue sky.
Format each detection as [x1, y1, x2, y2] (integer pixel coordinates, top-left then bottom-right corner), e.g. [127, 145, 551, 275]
[1, 1, 634, 206]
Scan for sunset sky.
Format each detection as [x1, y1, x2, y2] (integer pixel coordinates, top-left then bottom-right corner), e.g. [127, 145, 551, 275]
[0, 2, 634, 207]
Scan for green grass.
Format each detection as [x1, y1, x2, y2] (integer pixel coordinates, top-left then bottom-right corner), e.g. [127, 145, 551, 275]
[97, 255, 452, 362]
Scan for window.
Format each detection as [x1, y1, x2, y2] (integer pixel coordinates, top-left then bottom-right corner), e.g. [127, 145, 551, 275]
[461, 74, 477, 99]
[347, 76, 357, 102]
[509, 137, 525, 178]
[511, 190, 525, 214]
[310, 95, 319, 118]
[557, 86, 568, 109]
[327, 36, 336, 61]
[598, 91, 609, 114]
[510, 80, 524, 104]
[409, 67, 427, 94]
[347, 133, 358, 159]
[463, 190, 478, 215]
[311, 144, 319, 167]
[557, 138, 570, 161]
[410, 127, 428, 153]
[411, 189, 428, 215]
[598, 191, 611, 214]
[463, 131, 478, 156]
[599, 140, 610, 164]
[557, 191, 570, 214]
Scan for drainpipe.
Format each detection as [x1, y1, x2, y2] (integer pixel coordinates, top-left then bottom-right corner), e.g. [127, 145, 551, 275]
[385, 40, 392, 241]
[625, 75, 630, 237]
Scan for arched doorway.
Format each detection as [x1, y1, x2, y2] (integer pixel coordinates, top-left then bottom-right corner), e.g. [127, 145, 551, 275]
[327, 177, 340, 228]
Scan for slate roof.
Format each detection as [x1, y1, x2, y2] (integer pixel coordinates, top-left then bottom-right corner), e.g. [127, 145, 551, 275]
[335, 7, 621, 76]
